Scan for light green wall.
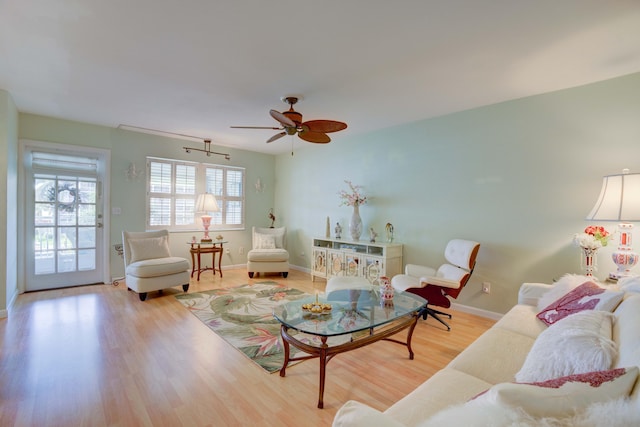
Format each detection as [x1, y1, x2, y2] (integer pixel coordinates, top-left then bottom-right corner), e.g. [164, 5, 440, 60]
[18, 115, 276, 280]
[275, 72, 640, 314]
[0, 89, 18, 317]
[7, 71, 640, 315]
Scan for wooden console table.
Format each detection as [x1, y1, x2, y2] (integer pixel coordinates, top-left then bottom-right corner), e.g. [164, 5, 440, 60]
[188, 241, 226, 280]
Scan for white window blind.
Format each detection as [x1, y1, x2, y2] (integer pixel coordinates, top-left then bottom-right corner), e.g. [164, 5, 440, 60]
[147, 157, 245, 231]
[32, 151, 98, 174]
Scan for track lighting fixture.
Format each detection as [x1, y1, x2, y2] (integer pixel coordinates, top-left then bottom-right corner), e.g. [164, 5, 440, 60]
[183, 139, 231, 160]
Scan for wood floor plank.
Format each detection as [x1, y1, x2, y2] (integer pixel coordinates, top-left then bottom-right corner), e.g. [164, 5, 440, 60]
[0, 269, 495, 426]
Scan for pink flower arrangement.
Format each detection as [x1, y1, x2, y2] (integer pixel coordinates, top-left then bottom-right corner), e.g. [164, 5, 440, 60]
[338, 180, 367, 207]
[574, 225, 611, 249]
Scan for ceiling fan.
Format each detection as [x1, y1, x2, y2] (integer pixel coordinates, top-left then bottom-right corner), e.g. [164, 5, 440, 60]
[231, 96, 347, 144]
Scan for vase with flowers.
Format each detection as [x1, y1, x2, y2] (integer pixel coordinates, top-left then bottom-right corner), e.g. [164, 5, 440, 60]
[339, 180, 367, 240]
[573, 225, 611, 276]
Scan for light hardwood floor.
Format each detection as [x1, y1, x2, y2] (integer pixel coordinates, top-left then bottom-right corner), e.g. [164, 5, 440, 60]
[0, 269, 495, 427]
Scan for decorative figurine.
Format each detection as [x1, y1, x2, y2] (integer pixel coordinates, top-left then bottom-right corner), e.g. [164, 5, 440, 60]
[335, 222, 342, 239]
[268, 208, 276, 228]
[369, 227, 378, 243]
[385, 223, 394, 243]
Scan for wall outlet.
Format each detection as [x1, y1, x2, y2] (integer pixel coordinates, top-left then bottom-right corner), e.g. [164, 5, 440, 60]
[225, 248, 230, 255]
[482, 282, 491, 294]
[239, 246, 244, 255]
[300, 251, 305, 257]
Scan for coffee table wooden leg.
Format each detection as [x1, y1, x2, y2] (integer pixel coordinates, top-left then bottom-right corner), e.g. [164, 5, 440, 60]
[405, 314, 419, 360]
[318, 337, 328, 409]
[279, 325, 290, 377]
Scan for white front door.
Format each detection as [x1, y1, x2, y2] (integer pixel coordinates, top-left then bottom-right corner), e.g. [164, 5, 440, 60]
[22, 142, 110, 291]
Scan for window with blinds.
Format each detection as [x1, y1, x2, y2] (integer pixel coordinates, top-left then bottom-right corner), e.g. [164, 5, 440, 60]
[147, 157, 245, 231]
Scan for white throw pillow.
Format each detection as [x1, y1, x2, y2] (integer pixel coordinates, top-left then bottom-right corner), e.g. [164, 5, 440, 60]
[618, 275, 640, 293]
[128, 236, 171, 263]
[255, 233, 276, 249]
[574, 396, 640, 427]
[332, 400, 405, 427]
[536, 280, 624, 326]
[515, 310, 617, 383]
[476, 367, 638, 418]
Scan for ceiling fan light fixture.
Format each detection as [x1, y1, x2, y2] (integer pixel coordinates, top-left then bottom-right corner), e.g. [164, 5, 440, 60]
[231, 95, 347, 145]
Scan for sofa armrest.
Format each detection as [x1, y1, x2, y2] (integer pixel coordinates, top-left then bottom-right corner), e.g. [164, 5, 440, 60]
[333, 401, 406, 427]
[518, 282, 553, 306]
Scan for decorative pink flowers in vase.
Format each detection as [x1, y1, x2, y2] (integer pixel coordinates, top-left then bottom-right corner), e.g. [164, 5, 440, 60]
[573, 225, 611, 276]
[338, 180, 367, 207]
[573, 225, 611, 250]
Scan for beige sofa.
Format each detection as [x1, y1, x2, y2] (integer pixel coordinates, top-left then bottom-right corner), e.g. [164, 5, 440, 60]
[333, 275, 640, 426]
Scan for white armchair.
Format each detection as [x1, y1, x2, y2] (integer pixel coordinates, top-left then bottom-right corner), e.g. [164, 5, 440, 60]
[247, 226, 289, 278]
[392, 239, 480, 330]
[122, 230, 191, 301]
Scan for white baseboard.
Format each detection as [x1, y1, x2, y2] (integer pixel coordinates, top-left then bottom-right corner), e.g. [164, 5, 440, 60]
[450, 302, 503, 320]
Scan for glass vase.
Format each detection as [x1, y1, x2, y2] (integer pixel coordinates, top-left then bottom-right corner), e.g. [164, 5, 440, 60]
[349, 203, 363, 241]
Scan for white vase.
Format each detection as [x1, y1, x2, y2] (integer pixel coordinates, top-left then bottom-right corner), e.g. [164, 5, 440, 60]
[349, 203, 363, 240]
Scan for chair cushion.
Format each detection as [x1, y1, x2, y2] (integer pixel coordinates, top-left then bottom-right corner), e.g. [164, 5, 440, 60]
[391, 274, 420, 292]
[128, 236, 171, 263]
[247, 248, 289, 262]
[126, 256, 190, 278]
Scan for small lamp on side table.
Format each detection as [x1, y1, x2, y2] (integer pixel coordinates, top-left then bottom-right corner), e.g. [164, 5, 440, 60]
[196, 192, 220, 242]
[586, 169, 640, 280]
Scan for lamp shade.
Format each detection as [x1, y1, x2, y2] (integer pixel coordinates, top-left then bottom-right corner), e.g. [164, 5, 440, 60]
[195, 193, 220, 213]
[586, 172, 640, 221]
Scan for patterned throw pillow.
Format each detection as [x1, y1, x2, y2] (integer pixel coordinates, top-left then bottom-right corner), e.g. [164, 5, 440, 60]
[475, 367, 638, 418]
[536, 281, 624, 326]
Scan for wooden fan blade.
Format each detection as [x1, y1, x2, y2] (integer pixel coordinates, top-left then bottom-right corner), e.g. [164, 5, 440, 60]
[303, 120, 347, 133]
[269, 109, 296, 128]
[298, 130, 331, 144]
[231, 125, 283, 130]
[266, 132, 287, 143]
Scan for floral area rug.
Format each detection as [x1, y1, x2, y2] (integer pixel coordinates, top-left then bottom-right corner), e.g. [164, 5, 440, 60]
[175, 281, 348, 373]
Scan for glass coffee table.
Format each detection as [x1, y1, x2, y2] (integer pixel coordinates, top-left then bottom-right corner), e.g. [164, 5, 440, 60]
[272, 288, 427, 408]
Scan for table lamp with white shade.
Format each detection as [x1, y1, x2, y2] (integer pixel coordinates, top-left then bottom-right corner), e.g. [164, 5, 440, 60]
[195, 193, 220, 242]
[586, 169, 640, 280]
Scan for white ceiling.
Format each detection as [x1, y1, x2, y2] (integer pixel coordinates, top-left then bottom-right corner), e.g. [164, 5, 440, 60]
[2, 1, 640, 155]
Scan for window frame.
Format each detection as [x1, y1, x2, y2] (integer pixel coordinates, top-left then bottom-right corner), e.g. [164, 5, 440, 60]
[146, 157, 245, 232]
